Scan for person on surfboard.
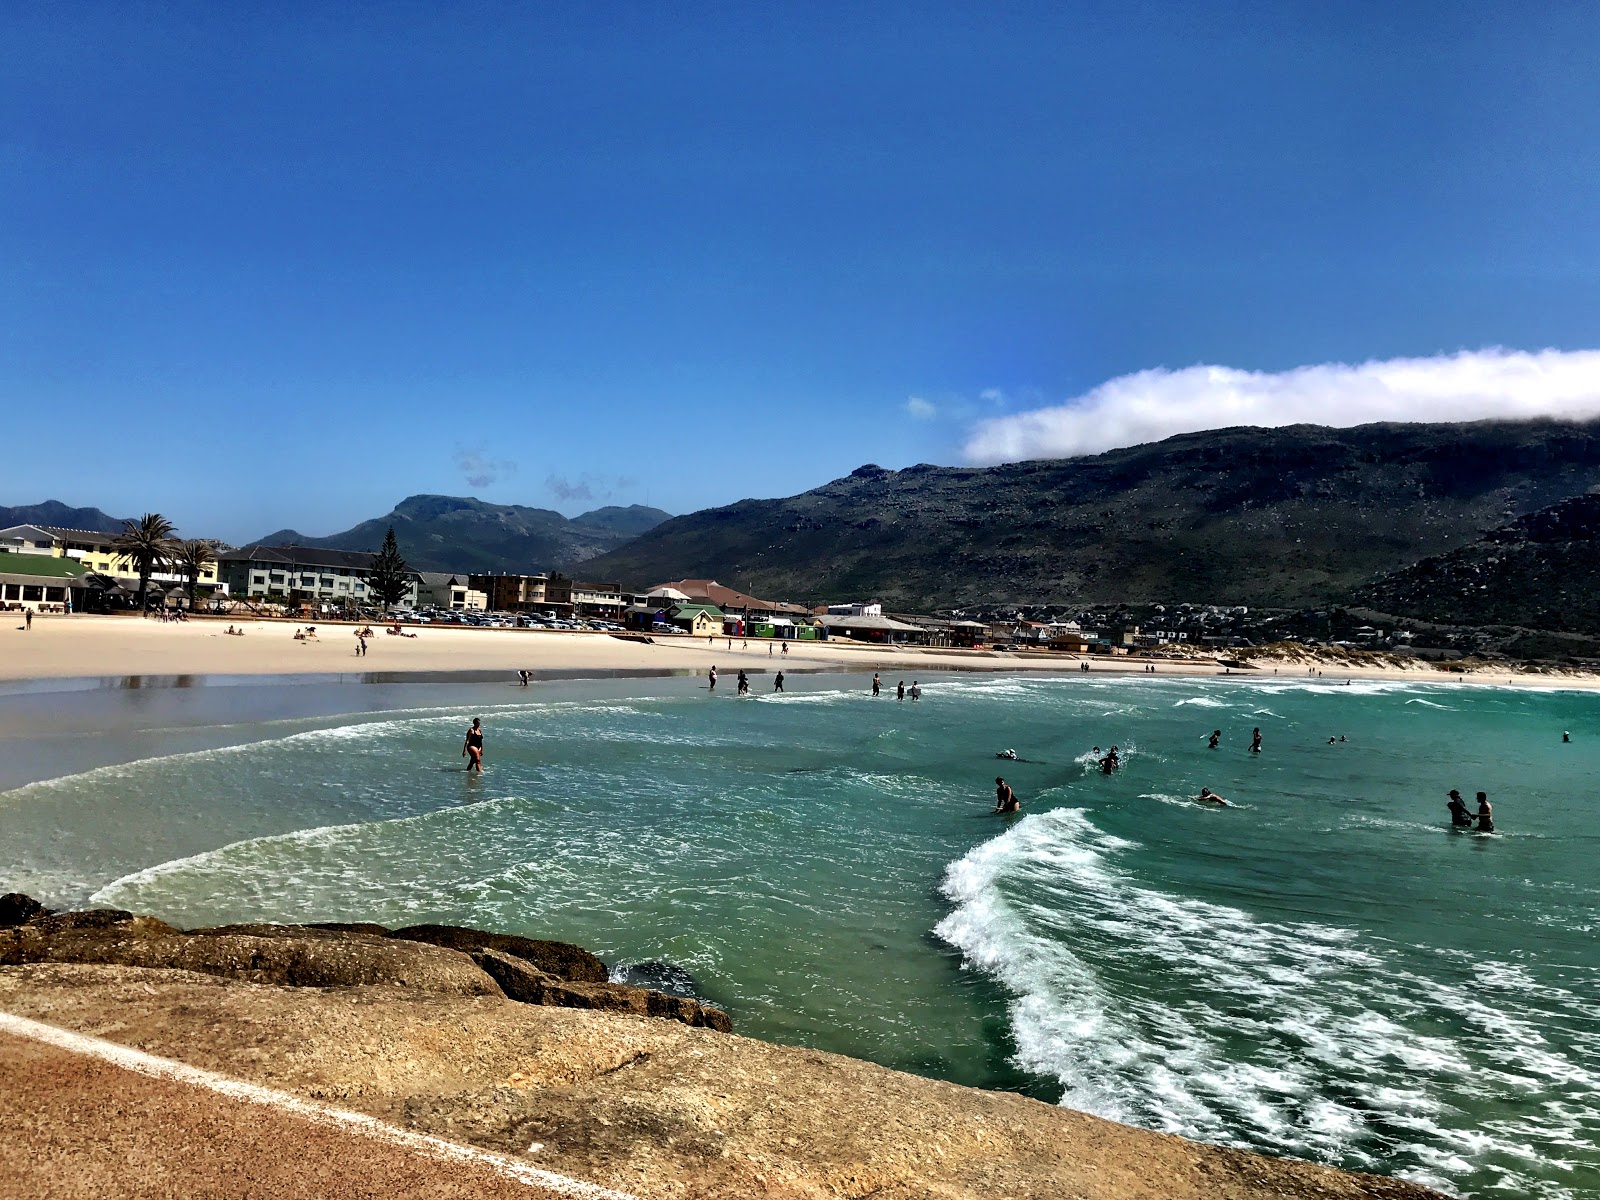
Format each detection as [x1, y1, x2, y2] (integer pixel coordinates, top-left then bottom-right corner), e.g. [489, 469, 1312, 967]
[992, 777, 1020, 814]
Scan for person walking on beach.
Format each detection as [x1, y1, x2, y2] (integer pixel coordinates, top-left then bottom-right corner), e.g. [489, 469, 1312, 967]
[872, 673, 880, 697]
[24, 610, 33, 630]
[769, 642, 774, 656]
[1250, 727, 1262, 754]
[774, 671, 785, 693]
[1447, 789, 1473, 828]
[1475, 792, 1495, 833]
[782, 641, 789, 656]
[992, 777, 1020, 815]
[897, 680, 905, 702]
[462, 718, 485, 774]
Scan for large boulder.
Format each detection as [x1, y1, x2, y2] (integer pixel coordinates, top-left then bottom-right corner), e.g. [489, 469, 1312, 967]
[389, 924, 607, 983]
[0, 893, 47, 927]
[471, 948, 732, 1032]
[0, 918, 501, 998]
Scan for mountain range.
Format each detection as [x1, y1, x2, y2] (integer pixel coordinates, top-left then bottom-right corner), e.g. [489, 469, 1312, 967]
[577, 419, 1600, 610]
[14, 419, 1600, 640]
[250, 494, 673, 575]
[0, 501, 130, 535]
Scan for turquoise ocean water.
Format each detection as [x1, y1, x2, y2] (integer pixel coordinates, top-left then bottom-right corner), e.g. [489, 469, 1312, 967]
[0, 672, 1596, 1197]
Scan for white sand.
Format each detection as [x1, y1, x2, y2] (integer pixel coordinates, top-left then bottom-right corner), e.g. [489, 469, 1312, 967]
[1, 613, 1593, 691]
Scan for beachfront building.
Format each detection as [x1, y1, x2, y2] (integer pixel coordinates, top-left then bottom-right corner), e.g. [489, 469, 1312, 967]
[826, 601, 883, 617]
[216, 545, 398, 608]
[816, 613, 931, 644]
[648, 579, 813, 627]
[668, 603, 725, 637]
[472, 573, 551, 613]
[413, 572, 486, 610]
[0, 524, 226, 597]
[0, 552, 88, 612]
[572, 581, 624, 622]
[0, 525, 58, 555]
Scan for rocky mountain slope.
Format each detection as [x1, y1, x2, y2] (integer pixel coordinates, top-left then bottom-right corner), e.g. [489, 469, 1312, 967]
[1357, 493, 1600, 635]
[0, 501, 129, 535]
[578, 419, 1600, 609]
[253, 494, 672, 574]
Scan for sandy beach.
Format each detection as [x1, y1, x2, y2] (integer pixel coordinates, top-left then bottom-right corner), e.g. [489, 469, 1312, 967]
[2, 612, 1594, 691]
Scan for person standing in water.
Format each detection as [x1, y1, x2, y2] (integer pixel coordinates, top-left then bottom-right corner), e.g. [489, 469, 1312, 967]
[1250, 727, 1262, 754]
[708, 665, 717, 691]
[896, 680, 905, 702]
[1446, 789, 1474, 828]
[1208, 730, 1221, 750]
[1475, 792, 1495, 833]
[462, 718, 485, 774]
[910, 681, 921, 701]
[773, 671, 785, 692]
[992, 777, 1019, 814]
[871, 673, 880, 697]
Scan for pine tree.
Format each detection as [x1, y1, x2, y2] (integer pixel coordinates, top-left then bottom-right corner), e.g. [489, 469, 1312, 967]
[368, 527, 410, 608]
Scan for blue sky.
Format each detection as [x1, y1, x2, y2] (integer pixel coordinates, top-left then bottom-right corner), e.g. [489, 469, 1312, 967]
[4, 2, 1600, 542]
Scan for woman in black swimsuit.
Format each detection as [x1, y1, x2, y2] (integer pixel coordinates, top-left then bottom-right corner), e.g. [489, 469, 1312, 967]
[462, 718, 485, 774]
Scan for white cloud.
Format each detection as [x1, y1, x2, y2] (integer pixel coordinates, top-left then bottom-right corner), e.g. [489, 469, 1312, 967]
[962, 348, 1600, 464]
[979, 387, 1005, 406]
[905, 395, 938, 420]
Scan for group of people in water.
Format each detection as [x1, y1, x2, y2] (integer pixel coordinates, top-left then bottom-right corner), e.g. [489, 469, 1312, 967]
[1446, 789, 1495, 832]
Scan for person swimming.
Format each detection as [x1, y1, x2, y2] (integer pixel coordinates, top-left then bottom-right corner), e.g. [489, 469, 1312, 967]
[1099, 746, 1121, 774]
[992, 777, 1020, 814]
[995, 749, 1017, 760]
[1207, 729, 1221, 749]
[1446, 789, 1474, 828]
[1197, 787, 1231, 807]
[1250, 727, 1262, 753]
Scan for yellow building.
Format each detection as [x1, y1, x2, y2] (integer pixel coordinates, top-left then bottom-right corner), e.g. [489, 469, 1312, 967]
[28, 525, 222, 592]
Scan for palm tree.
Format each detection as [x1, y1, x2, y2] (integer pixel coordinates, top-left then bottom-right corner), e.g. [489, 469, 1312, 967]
[173, 539, 219, 610]
[112, 513, 177, 612]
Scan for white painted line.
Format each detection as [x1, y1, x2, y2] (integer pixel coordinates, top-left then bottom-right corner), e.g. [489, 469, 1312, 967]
[0, 1010, 640, 1200]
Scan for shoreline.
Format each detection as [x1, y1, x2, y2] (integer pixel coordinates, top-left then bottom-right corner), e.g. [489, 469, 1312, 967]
[5, 612, 1600, 693]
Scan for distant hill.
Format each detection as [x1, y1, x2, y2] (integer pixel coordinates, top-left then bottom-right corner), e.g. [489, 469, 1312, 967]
[251, 494, 672, 574]
[1358, 493, 1600, 635]
[577, 419, 1600, 610]
[0, 501, 129, 534]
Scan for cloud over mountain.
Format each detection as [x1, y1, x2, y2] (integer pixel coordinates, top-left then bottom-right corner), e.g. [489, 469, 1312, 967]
[963, 348, 1600, 464]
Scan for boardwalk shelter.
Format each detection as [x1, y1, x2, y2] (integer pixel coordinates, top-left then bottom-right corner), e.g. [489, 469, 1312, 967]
[0, 552, 88, 612]
[816, 613, 932, 644]
[668, 603, 724, 637]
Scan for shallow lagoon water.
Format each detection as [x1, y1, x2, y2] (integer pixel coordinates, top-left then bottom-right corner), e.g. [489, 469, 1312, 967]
[1, 671, 1596, 1197]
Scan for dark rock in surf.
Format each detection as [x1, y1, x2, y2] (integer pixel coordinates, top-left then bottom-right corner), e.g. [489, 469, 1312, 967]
[389, 924, 608, 983]
[611, 960, 705, 1001]
[0, 893, 46, 927]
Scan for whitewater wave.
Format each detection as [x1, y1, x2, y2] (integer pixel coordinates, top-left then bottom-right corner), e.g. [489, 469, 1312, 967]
[934, 809, 1600, 1197]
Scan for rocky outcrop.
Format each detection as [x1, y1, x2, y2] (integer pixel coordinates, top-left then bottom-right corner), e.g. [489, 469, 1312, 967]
[0, 961, 1448, 1200]
[471, 948, 732, 1032]
[0, 898, 728, 1032]
[388, 923, 609, 982]
[0, 893, 47, 926]
[1, 910, 499, 998]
